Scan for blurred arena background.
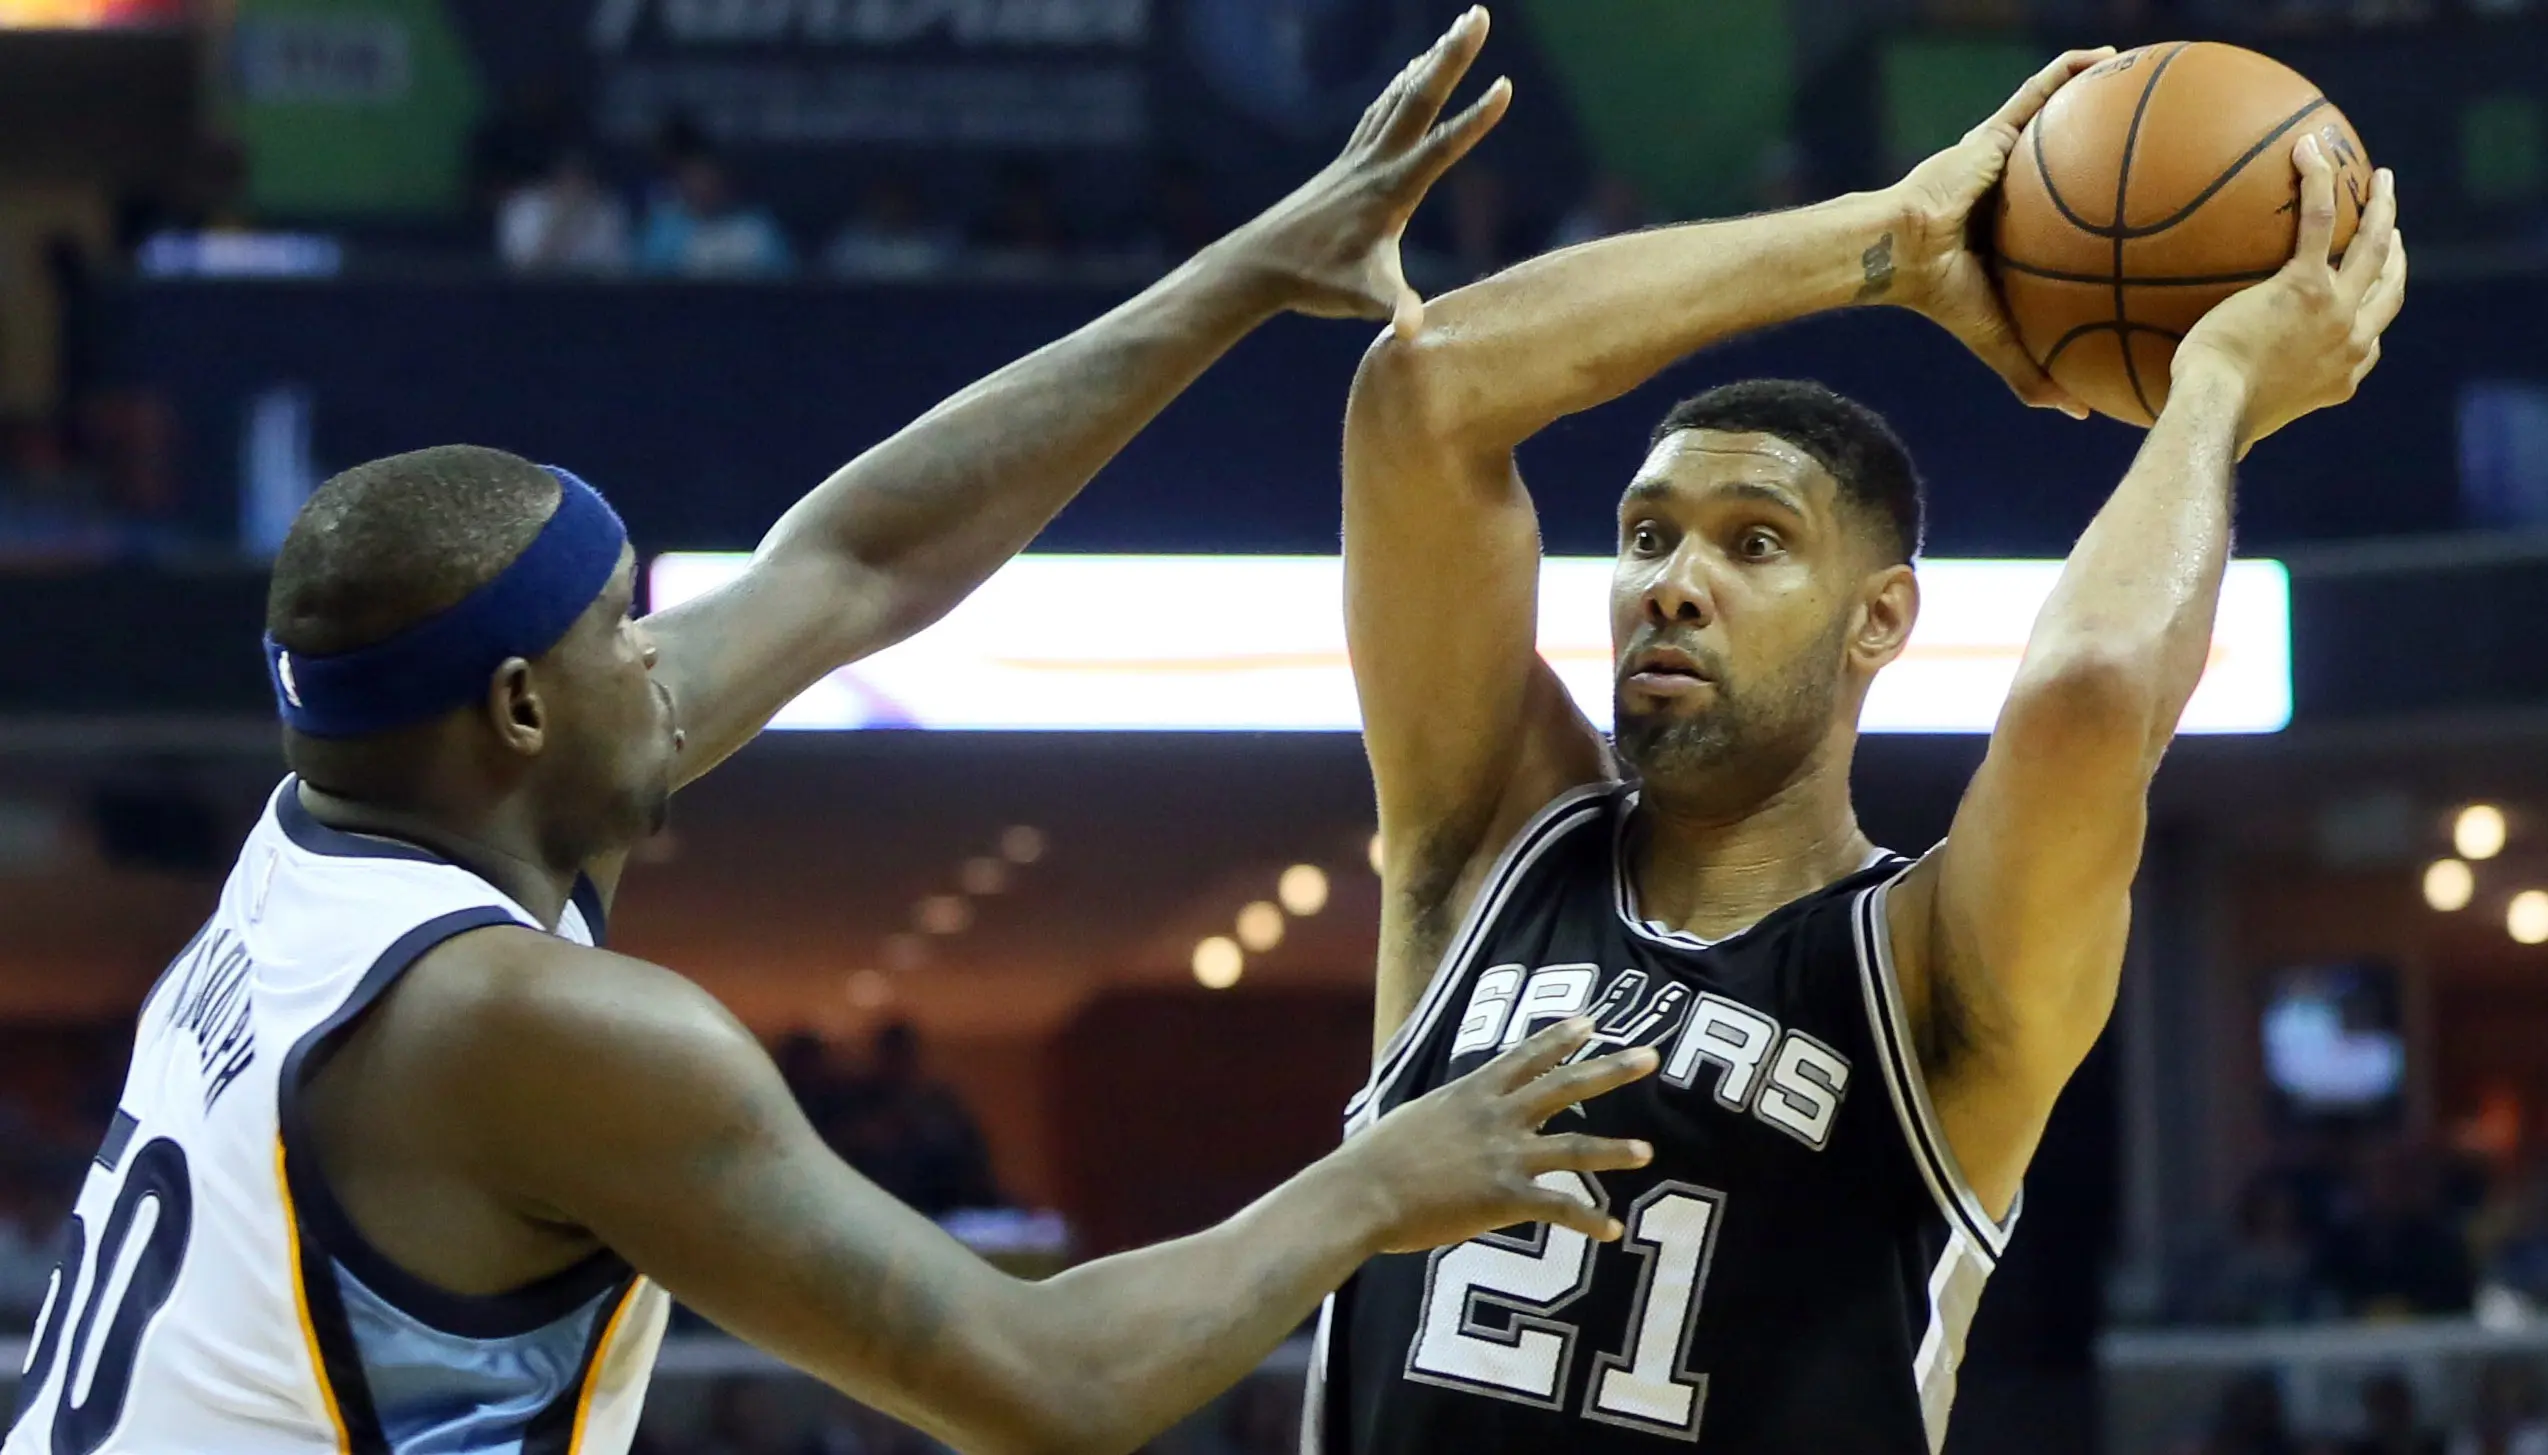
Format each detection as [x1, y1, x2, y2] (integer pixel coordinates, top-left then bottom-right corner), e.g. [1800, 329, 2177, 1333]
[3, 0, 2548, 1452]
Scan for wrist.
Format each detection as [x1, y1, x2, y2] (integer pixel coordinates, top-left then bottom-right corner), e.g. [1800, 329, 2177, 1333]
[2165, 349, 2258, 437]
[1840, 184, 1935, 312]
[1189, 228, 1302, 324]
[1299, 1137, 1399, 1258]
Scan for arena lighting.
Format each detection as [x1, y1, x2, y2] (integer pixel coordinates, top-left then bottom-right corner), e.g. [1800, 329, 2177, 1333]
[959, 857, 1009, 895]
[914, 894, 972, 936]
[2456, 804, 2509, 861]
[2510, 891, 2548, 947]
[1236, 901, 1286, 952]
[1193, 936, 1243, 989]
[650, 554, 2291, 733]
[999, 825, 1046, 864]
[1279, 864, 1330, 916]
[2424, 858, 2475, 913]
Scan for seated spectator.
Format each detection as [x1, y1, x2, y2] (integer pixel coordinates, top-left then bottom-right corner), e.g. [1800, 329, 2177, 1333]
[2453, 1361, 2548, 1455]
[831, 1021, 1001, 1219]
[2349, 1373, 2444, 1455]
[2325, 1146, 2475, 1318]
[2188, 1178, 2338, 1325]
[639, 143, 792, 279]
[2193, 1371, 2310, 1455]
[823, 175, 958, 282]
[496, 148, 631, 276]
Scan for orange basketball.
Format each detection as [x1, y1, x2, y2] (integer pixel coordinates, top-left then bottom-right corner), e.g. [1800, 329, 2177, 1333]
[1994, 42, 2372, 425]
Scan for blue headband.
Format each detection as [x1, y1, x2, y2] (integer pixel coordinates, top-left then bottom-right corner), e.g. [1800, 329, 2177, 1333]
[265, 466, 629, 738]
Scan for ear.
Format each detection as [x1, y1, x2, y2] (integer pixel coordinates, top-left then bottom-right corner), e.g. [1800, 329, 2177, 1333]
[486, 657, 546, 757]
[1852, 563, 1918, 672]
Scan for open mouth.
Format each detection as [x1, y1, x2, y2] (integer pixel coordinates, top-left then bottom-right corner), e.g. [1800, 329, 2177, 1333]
[1622, 646, 1711, 694]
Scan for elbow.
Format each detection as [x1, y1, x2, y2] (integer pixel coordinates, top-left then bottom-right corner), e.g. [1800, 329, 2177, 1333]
[2001, 642, 2173, 770]
[1348, 324, 1490, 457]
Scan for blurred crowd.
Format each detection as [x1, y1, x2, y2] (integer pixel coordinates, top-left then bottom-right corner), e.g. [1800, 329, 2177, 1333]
[476, 104, 1662, 291]
[2164, 1132, 2548, 1329]
[2182, 1366, 2548, 1455]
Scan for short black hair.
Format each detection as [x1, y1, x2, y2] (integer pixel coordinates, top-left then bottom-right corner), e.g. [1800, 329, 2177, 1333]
[266, 444, 562, 657]
[1650, 379, 1923, 564]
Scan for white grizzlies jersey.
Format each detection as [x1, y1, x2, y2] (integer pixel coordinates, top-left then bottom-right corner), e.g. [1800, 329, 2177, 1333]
[5, 779, 670, 1455]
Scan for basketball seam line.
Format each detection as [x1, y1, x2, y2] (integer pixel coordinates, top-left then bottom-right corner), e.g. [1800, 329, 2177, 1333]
[1995, 258, 2281, 287]
[2040, 319, 2184, 373]
[2117, 95, 2332, 240]
[2111, 43, 2188, 422]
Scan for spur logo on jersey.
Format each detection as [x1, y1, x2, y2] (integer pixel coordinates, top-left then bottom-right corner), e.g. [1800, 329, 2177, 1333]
[1449, 963, 1851, 1150]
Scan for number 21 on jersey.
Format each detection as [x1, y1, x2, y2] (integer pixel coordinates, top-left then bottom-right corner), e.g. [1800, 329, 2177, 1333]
[1406, 1173, 1723, 1440]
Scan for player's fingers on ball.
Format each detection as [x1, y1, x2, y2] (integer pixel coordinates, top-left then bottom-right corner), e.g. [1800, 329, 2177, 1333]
[2340, 168, 2399, 294]
[1488, 1016, 1597, 1090]
[2361, 233, 2408, 334]
[1530, 1132, 1656, 1176]
[1404, 77, 1512, 193]
[1996, 46, 2113, 130]
[2289, 135, 2340, 272]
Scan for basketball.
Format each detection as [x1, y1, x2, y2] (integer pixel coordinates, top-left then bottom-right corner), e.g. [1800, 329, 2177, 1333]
[1994, 42, 2373, 425]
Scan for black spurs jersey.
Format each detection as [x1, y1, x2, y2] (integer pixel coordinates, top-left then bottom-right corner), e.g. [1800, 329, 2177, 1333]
[1306, 783, 2018, 1455]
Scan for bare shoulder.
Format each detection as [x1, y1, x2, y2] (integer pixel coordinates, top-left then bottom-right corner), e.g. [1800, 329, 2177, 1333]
[398, 924, 751, 1065]
[382, 926, 776, 1173]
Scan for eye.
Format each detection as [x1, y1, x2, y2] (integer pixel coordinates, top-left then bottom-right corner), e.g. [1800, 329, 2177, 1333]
[1735, 527, 1784, 561]
[1626, 521, 1666, 555]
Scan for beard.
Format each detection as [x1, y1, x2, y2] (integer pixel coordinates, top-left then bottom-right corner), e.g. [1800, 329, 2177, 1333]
[1613, 611, 1852, 808]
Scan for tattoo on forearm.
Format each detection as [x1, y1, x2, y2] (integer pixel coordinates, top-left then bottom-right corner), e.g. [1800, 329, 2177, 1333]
[1855, 232, 1897, 302]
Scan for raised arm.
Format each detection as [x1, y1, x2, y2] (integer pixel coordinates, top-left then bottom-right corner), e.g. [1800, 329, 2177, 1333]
[642, 11, 1511, 790]
[434, 930, 1655, 1455]
[1345, 51, 2109, 1043]
[1890, 139, 2407, 1216]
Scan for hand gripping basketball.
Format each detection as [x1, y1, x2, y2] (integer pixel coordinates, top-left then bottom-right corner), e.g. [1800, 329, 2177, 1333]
[1346, 1017, 1659, 1255]
[1885, 47, 2117, 420]
[2171, 137, 2404, 453]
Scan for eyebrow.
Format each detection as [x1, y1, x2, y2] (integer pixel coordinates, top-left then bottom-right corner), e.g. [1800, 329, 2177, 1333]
[1621, 477, 1812, 517]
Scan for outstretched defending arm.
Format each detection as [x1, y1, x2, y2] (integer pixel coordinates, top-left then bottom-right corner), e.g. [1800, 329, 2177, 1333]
[1344, 51, 2109, 1046]
[641, 10, 1512, 794]
[429, 929, 1657, 1455]
[1890, 139, 2407, 1217]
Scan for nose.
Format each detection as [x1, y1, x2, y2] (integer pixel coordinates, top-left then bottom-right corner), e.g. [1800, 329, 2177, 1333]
[1641, 544, 1715, 629]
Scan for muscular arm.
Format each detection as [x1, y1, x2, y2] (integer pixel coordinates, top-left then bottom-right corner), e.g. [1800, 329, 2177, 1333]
[1344, 192, 1907, 1044]
[421, 931, 1653, 1455]
[638, 12, 1511, 798]
[645, 253, 1283, 788]
[1890, 143, 2405, 1217]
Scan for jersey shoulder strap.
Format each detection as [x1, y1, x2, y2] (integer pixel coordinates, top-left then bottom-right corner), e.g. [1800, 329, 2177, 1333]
[1349, 780, 1623, 1129]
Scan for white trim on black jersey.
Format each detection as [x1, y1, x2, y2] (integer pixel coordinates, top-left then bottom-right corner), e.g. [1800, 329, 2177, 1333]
[1609, 790, 1898, 953]
[1851, 862, 2020, 1264]
[1346, 783, 1616, 1131]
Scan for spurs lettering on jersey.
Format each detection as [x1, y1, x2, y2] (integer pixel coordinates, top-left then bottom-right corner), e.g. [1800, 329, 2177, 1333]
[1311, 784, 2016, 1454]
[1447, 962, 1852, 1149]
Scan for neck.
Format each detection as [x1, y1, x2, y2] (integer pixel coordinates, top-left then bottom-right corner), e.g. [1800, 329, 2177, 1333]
[295, 779, 577, 929]
[1628, 737, 1875, 940]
